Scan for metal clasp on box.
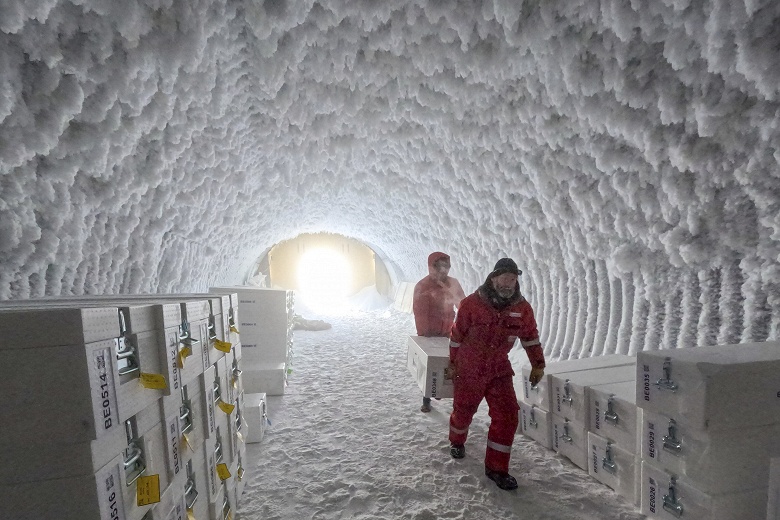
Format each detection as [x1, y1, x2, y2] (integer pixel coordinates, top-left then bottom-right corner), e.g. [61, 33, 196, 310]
[185, 459, 199, 509]
[602, 442, 617, 474]
[655, 357, 678, 392]
[604, 394, 619, 425]
[116, 309, 140, 377]
[529, 405, 538, 429]
[124, 419, 146, 486]
[180, 385, 194, 434]
[234, 397, 243, 431]
[221, 487, 232, 520]
[663, 419, 682, 454]
[214, 428, 224, 463]
[228, 307, 236, 328]
[562, 380, 573, 405]
[179, 320, 200, 346]
[232, 357, 242, 381]
[561, 419, 573, 443]
[207, 314, 218, 341]
[663, 476, 684, 517]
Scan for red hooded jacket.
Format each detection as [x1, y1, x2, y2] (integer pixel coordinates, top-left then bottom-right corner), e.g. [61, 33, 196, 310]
[449, 284, 545, 376]
[412, 252, 466, 337]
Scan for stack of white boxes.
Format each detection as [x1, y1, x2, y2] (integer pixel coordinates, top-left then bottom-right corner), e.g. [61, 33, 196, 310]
[586, 379, 642, 506]
[0, 294, 249, 520]
[406, 336, 454, 399]
[548, 364, 636, 471]
[210, 287, 294, 396]
[637, 342, 780, 519]
[515, 354, 643, 505]
[515, 354, 636, 452]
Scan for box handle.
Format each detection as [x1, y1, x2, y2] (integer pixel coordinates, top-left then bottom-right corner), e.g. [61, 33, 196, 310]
[604, 394, 619, 425]
[529, 406, 538, 429]
[662, 476, 684, 517]
[602, 442, 617, 474]
[561, 419, 573, 443]
[663, 419, 682, 455]
[654, 357, 678, 392]
[562, 380, 573, 405]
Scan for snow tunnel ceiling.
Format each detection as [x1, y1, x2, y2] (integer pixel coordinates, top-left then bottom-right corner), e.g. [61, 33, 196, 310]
[1, 0, 780, 354]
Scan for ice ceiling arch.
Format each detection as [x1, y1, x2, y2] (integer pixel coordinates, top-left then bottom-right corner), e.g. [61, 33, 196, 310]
[1, 0, 779, 357]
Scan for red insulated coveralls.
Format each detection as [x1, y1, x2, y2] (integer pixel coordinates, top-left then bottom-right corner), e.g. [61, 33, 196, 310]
[412, 252, 466, 337]
[448, 287, 545, 473]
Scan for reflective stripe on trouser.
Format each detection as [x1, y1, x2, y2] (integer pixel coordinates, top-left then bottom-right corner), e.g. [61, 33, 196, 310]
[484, 375, 519, 472]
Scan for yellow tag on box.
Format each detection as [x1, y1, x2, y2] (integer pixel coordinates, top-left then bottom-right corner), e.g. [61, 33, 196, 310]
[187, 508, 196, 520]
[136, 474, 161, 506]
[229, 325, 240, 334]
[139, 373, 167, 390]
[178, 346, 192, 368]
[214, 339, 232, 353]
[182, 432, 193, 452]
[216, 463, 231, 480]
[217, 400, 235, 415]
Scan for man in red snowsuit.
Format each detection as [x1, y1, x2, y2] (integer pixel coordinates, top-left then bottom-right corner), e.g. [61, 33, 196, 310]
[447, 258, 545, 490]
[413, 251, 466, 412]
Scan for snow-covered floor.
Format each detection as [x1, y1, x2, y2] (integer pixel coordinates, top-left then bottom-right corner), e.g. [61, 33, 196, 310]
[239, 309, 645, 519]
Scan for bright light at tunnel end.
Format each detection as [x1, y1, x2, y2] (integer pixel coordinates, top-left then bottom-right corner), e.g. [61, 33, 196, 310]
[297, 248, 353, 315]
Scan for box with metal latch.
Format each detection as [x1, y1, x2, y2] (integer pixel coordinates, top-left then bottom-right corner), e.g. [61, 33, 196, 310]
[588, 431, 640, 506]
[224, 344, 243, 405]
[203, 425, 232, 504]
[641, 408, 774, 494]
[0, 399, 161, 485]
[587, 380, 641, 453]
[241, 360, 287, 395]
[549, 364, 636, 424]
[551, 414, 588, 470]
[148, 446, 208, 520]
[0, 299, 189, 400]
[406, 336, 453, 399]
[159, 377, 207, 475]
[225, 390, 247, 464]
[1, 334, 161, 445]
[516, 354, 636, 410]
[637, 341, 780, 431]
[207, 484, 234, 520]
[640, 460, 768, 520]
[1, 416, 169, 520]
[518, 400, 553, 449]
[198, 365, 219, 441]
[0, 305, 120, 349]
[245, 392, 268, 444]
[0, 454, 128, 520]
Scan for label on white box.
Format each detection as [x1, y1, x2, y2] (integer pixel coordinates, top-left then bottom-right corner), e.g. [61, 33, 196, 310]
[164, 413, 183, 479]
[89, 346, 119, 437]
[165, 328, 181, 393]
[97, 459, 126, 520]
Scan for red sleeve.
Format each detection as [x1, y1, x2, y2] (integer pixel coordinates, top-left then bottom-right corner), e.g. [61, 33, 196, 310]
[449, 297, 471, 362]
[412, 282, 429, 336]
[519, 302, 545, 368]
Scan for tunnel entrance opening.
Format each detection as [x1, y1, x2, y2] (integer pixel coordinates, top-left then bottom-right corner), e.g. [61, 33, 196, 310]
[250, 233, 393, 315]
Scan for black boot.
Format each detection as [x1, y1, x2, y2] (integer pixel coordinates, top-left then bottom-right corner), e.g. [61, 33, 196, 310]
[450, 444, 465, 459]
[485, 468, 518, 490]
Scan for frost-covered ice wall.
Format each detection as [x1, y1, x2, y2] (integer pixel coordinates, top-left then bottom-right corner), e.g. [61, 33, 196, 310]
[1, 0, 779, 356]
